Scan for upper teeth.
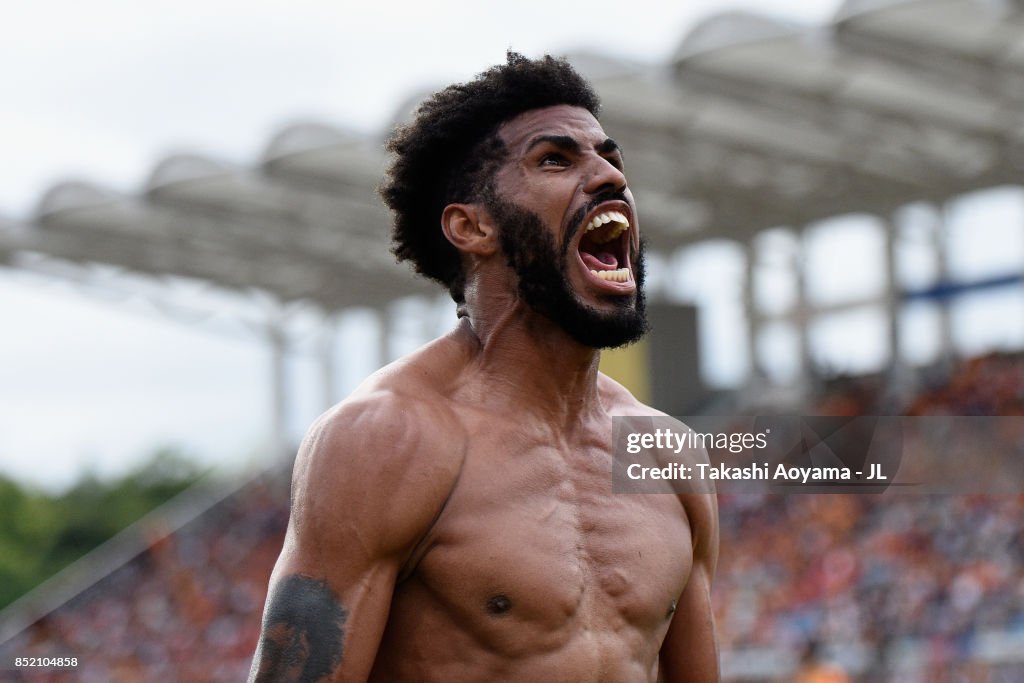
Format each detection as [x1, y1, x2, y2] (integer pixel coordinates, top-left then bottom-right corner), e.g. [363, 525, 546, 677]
[585, 211, 629, 241]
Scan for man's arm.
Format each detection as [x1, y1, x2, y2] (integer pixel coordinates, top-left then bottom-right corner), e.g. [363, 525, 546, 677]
[659, 491, 720, 683]
[248, 392, 462, 682]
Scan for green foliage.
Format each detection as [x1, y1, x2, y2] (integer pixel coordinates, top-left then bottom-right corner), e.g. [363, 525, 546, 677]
[0, 448, 204, 609]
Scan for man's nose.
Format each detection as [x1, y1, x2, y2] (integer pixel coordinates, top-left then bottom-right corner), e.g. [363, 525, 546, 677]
[583, 155, 627, 195]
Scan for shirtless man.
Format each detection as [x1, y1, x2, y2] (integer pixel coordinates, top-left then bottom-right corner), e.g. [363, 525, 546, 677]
[248, 52, 719, 682]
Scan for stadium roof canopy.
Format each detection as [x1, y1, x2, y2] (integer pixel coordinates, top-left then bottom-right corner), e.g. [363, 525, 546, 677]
[1, 0, 1022, 310]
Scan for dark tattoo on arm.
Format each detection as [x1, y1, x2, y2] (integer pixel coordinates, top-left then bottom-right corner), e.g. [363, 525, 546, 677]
[249, 574, 349, 682]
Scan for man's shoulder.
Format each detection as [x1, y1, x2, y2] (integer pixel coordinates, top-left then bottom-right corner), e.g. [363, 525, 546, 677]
[597, 372, 717, 519]
[287, 372, 466, 558]
[332, 333, 468, 442]
[307, 377, 463, 474]
[293, 344, 468, 491]
[597, 371, 667, 418]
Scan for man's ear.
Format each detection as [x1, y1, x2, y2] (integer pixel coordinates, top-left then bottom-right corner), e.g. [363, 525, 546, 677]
[441, 204, 499, 257]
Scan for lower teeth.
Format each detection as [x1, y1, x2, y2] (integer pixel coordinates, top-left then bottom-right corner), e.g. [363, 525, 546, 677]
[589, 268, 630, 282]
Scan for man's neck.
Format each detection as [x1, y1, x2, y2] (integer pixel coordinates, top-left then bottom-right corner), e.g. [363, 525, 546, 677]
[456, 295, 604, 428]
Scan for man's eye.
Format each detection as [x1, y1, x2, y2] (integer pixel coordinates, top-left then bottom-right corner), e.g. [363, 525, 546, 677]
[540, 154, 569, 167]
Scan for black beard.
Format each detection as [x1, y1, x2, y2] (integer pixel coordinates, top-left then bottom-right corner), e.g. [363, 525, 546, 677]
[487, 193, 648, 349]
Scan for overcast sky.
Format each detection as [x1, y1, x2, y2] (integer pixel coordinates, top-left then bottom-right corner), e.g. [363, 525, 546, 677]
[0, 0, 840, 217]
[5, 0, 1021, 491]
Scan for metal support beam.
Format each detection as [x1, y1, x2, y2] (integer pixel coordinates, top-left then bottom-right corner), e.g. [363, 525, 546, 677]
[267, 315, 290, 459]
[795, 226, 813, 392]
[320, 313, 338, 410]
[936, 202, 956, 361]
[378, 307, 391, 368]
[743, 240, 761, 385]
[883, 212, 903, 372]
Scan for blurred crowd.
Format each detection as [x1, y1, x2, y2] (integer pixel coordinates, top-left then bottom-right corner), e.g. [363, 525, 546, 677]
[0, 478, 288, 682]
[1, 353, 1022, 682]
[905, 353, 1024, 417]
[715, 493, 1024, 681]
[715, 352, 1024, 681]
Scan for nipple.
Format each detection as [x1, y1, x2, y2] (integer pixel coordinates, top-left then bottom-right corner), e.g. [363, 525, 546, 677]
[486, 594, 512, 615]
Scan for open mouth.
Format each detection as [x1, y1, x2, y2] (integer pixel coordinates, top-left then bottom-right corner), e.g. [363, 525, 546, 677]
[577, 208, 632, 285]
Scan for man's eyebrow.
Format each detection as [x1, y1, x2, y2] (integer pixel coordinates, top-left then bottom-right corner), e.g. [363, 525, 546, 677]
[597, 138, 621, 156]
[525, 134, 582, 154]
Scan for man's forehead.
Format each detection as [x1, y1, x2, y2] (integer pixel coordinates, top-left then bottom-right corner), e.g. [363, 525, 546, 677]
[497, 105, 607, 150]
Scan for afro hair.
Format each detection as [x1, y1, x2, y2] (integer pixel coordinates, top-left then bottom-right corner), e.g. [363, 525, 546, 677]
[379, 51, 601, 302]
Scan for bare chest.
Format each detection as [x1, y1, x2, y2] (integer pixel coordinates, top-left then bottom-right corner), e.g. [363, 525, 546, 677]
[408, 425, 693, 648]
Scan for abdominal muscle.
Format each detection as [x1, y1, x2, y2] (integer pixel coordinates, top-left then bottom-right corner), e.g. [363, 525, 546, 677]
[370, 596, 659, 683]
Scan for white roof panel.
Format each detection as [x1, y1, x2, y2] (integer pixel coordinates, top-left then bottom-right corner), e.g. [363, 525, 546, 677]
[10, 0, 1024, 307]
